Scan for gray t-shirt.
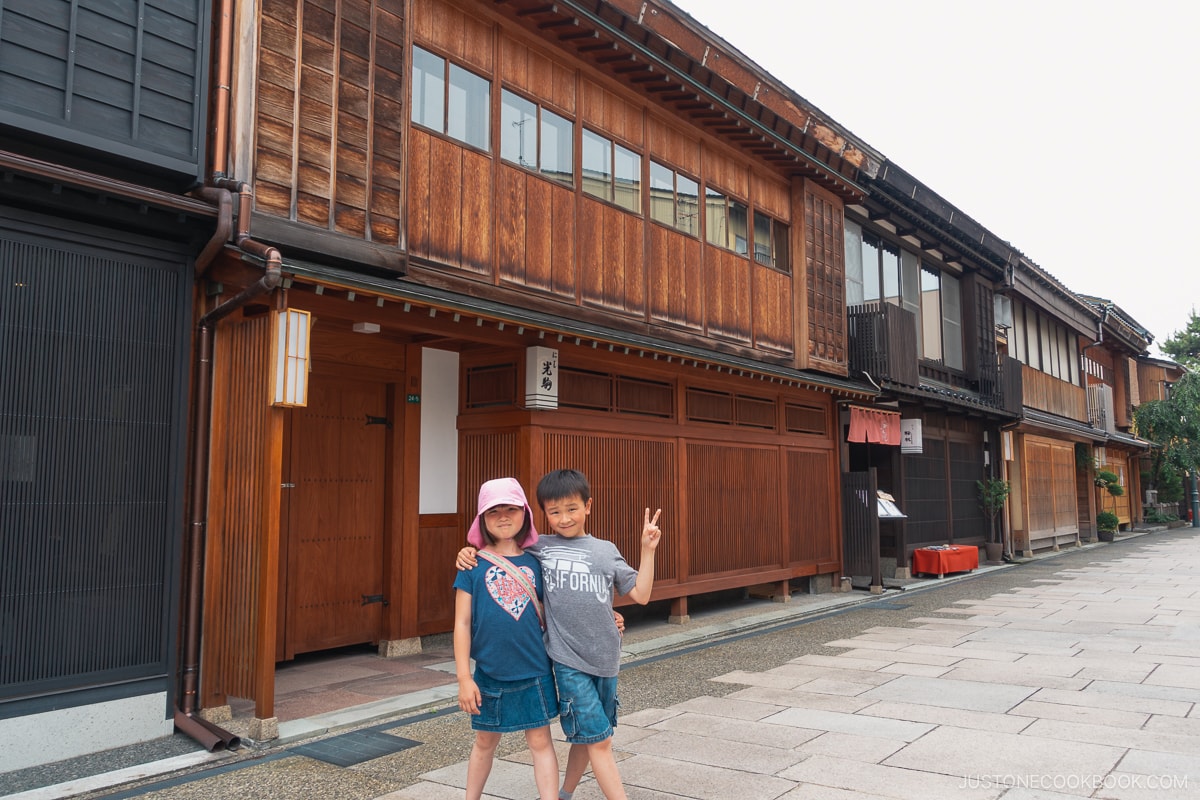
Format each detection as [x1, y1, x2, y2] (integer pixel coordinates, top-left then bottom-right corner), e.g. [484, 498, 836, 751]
[526, 534, 638, 677]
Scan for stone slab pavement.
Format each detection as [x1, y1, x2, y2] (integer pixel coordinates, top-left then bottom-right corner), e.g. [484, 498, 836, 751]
[391, 530, 1200, 799]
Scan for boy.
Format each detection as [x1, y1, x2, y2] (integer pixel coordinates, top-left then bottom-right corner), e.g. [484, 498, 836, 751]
[457, 468, 662, 800]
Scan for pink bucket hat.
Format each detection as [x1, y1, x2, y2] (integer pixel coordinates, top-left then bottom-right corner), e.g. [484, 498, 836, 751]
[467, 477, 539, 549]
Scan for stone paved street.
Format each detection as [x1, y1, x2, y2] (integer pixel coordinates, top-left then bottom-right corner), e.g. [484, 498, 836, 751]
[6, 528, 1200, 800]
[396, 530, 1200, 799]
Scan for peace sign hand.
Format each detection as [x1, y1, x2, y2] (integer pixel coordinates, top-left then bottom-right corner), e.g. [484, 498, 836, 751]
[641, 507, 663, 550]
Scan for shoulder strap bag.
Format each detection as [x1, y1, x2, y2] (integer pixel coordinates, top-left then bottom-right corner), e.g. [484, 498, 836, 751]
[476, 550, 545, 630]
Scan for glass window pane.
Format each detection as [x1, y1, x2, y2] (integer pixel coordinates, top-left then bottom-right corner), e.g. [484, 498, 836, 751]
[882, 247, 900, 306]
[1068, 329, 1078, 384]
[1012, 301, 1026, 363]
[500, 89, 537, 167]
[411, 47, 445, 130]
[582, 129, 611, 201]
[774, 221, 789, 273]
[942, 273, 963, 370]
[447, 63, 489, 149]
[754, 212, 772, 266]
[862, 237, 881, 302]
[540, 108, 573, 184]
[1027, 308, 1041, 370]
[650, 161, 674, 225]
[613, 143, 640, 213]
[676, 174, 698, 236]
[705, 187, 725, 247]
[921, 266, 942, 361]
[1038, 317, 1052, 375]
[900, 251, 921, 354]
[844, 220, 864, 305]
[729, 200, 748, 254]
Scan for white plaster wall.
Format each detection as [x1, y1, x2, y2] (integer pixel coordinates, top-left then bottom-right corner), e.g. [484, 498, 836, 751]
[419, 347, 459, 515]
[0, 692, 173, 773]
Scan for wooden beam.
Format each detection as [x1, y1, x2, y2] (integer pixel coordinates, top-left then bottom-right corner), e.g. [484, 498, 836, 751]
[517, 3, 557, 16]
[575, 40, 618, 54]
[558, 28, 598, 41]
[538, 17, 579, 30]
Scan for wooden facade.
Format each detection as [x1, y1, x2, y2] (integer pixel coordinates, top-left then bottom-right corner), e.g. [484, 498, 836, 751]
[0, 0, 1174, 767]
[186, 0, 881, 729]
[841, 163, 1020, 577]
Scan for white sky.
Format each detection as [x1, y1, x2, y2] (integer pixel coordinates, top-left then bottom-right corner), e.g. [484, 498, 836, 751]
[675, 0, 1199, 357]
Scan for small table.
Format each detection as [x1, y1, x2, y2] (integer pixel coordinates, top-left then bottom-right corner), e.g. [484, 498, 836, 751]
[912, 546, 979, 578]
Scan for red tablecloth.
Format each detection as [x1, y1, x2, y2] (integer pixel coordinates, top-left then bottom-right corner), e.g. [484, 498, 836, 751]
[912, 546, 978, 578]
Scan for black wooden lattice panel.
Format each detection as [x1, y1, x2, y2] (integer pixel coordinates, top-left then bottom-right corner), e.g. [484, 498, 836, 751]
[0, 218, 189, 701]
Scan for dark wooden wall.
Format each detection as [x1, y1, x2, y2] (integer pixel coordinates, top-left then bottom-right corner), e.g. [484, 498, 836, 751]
[0, 0, 210, 184]
[254, 0, 406, 246]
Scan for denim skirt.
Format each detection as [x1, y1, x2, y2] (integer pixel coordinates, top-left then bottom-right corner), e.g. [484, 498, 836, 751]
[471, 668, 559, 733]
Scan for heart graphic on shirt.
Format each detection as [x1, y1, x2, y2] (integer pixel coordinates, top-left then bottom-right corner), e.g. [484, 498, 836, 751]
[485, 564, 536, 621]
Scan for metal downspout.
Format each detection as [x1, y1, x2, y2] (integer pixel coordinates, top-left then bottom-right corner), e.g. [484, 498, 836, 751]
[175, 0, 283, 750]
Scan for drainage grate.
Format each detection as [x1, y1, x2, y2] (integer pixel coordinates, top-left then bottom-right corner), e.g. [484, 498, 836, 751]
[292, 730, 421, 767]
[869, 600, 912, 610]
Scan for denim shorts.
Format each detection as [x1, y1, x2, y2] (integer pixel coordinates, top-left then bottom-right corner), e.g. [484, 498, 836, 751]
[470, 669, 558, 733]
[553, 663, 620, 744]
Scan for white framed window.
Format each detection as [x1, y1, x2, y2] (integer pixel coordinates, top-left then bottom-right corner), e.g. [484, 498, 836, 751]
[704, 186, 748, 255]
[752, 211, 790, 273]
[582, 129, 640, 213]
[411, 46, 490, 151]
[500, 89, 573, 185]
[649, 160, 699, 236]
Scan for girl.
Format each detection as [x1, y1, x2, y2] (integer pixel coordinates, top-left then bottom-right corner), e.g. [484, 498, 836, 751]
[453, 477, 559, 800]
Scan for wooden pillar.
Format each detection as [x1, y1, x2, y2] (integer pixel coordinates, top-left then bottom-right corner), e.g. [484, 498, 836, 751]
[668, 596, 689, 624]
[252, 407, 284, 737]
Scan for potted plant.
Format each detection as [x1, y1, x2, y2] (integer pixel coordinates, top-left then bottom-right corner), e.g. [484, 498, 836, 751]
[1095, 469, 1124, 542]
[977, 476, 1011, 563]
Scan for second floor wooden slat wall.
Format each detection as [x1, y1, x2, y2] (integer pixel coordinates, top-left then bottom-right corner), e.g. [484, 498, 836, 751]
[248, 0, 850, 371]
[1022, 364, 1087, 420]
[404, 3, 807, 355]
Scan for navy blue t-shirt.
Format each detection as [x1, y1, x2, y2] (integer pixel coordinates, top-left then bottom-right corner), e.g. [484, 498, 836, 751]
[453, 551, 551, 681]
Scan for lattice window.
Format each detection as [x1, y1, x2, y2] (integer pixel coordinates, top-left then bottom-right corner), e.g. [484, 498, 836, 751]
[785, 403, 827, 435]
[615, 377, 673, 418]
[685, 388, 734, 424]
[686, 388, 779, 430]
[558, 368, 674, 418]
[735, 395, 775, 429]
[464, 364, 516, 409]
[559, 367, 612, 410]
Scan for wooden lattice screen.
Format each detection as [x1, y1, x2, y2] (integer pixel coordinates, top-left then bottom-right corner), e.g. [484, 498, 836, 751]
[541, 433, 678, 583]
[201, 315, 281, 715]
[803, 185, 846, 372]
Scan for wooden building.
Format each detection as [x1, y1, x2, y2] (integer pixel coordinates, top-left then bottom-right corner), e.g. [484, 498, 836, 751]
[187, 0, 885, 737]
[0, 0, 220, 769]
[1077, 297, 1154, 531]
[1000, 268, 1154, 554]
[840, 161, 1023, 584]
[1000, 259, 1103, 554]
[0, 0, 1169, 769]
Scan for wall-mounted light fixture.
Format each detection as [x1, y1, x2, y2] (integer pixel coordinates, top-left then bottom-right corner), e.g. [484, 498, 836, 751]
[271, 308, 311, 407]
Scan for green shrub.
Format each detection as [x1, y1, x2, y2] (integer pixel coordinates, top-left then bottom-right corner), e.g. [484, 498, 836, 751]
[1097, 511, 1119, 532]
